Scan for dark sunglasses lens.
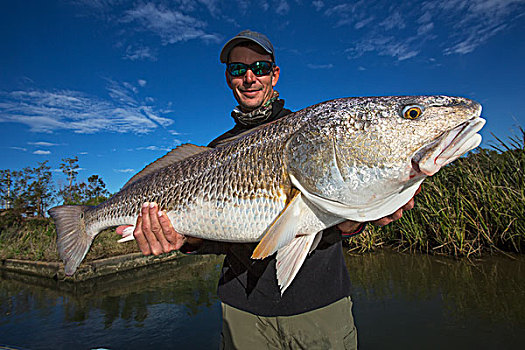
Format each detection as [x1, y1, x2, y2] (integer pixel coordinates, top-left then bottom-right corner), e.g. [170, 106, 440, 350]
[228, 63, 247, 77]
[227, 61, 273, 77]
[252, 61, 273, 76]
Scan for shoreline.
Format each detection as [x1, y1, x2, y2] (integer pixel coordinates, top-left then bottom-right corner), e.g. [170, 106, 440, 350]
[2, 246, 521, 284]
[0, 251, 183, 281]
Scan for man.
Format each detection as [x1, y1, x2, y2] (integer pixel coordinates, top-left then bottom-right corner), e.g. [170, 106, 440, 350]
[118, 30, 416, 349]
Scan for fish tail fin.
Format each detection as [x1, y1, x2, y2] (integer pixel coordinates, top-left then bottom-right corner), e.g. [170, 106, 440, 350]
[48, 205, 95, 275]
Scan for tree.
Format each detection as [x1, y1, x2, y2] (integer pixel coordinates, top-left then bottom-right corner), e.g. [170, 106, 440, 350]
[0, 169, 31, 216]
[27, 161, 54, 217]
[85, 174, 110, 205]
[0, 169, 12, 209]
[59, 156, 79, 204]
[10, 170, 30, 214]
[1, 163, 55, 217]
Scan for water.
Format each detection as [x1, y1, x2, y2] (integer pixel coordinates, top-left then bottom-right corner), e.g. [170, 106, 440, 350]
[347, 251, 525, 349]
[1, 251, 524, 349]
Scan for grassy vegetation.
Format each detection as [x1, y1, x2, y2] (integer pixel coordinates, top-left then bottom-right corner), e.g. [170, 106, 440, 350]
[348, 129, 524, 258]
[1, 130, 523, 262]
[0, 211, 136, 261]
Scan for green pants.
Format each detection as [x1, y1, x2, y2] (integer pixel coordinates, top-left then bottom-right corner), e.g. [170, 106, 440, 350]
[220, 296, 358, 350]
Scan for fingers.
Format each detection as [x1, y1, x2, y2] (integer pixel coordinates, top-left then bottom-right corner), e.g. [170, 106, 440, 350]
[390, 208, 404, 221]
[373, 216, 394, 227]
[336, 220, 362, 234]
[133, 215, 151, 255]
[372, 189, 421, 227]
[401, 198, 415, 211]
[147, 203, 177, 254]
[139, 202, 164, 255]
[158, 210, 186, 250]
[133, 202, 185, 256]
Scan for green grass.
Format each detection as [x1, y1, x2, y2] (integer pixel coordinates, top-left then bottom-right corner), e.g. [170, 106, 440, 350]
[0, 212, 136, 262]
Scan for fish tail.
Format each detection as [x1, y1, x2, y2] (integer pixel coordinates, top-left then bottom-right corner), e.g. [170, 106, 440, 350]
[48, 205, 95, 275]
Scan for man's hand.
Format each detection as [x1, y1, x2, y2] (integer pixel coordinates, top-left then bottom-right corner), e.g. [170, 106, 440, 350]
[116, 202, 201, 256]
[337, 186, 421, 233]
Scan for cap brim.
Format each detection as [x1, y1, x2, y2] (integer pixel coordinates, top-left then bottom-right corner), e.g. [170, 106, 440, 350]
[220, 36, 274, 63]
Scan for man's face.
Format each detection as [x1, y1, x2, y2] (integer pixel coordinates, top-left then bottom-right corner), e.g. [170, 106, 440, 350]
[226, 45, 280, 112]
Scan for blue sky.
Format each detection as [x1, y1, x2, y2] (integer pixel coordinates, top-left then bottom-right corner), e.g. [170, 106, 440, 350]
[1, 0, 524, 194]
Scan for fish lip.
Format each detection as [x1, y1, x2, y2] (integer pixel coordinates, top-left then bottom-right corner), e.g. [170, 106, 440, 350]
[412, 116, 486, 176]
[411, 158, 421, 174]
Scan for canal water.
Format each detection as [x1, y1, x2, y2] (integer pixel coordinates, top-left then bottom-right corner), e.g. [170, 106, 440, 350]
[1, 250, 524, 349]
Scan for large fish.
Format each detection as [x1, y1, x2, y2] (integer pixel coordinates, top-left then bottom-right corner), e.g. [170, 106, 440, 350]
[49, 95, 485, 293]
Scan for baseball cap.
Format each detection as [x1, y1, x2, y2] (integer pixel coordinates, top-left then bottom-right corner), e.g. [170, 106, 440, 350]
[220, 30, 275, 63]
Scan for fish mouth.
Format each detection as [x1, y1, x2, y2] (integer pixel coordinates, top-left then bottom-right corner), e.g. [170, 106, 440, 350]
[412, 116, 486, 176]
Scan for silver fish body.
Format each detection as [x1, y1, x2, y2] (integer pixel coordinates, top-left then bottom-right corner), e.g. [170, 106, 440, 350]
[48, 95, 485, 293]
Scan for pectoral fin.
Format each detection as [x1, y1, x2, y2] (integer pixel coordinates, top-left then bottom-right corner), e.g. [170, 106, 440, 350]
[251, 189, 344, 294]
[252, 191, 309, 259]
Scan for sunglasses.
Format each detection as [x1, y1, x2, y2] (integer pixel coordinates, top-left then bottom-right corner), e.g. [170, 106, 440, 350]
[226, 61, 275, 77]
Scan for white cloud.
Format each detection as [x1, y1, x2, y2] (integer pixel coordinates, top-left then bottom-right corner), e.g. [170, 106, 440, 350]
[122, 3, 221, 45]
[259, 0, 270, 11]
[312, 1, 324, 11]
[33, 150, 51, 155]
[438, 0, 523, 55]
[354, 16, 375, 30]
[140, 106, 173, 127]
[115, 168, 135, 173]
[324, 0, 524, 61]
[73, 1, 223, 60]
[345, 35, 419, 61]
[198, 0, 222, 17]
[136, 145, 172, 151]
[138, 79, 147, 87]
[28, 141, 59, 146]
[124, 45, 157, 61]
[379, 12, 405, 30]
[0, 80, 175, 134]
[417, 22, 434, 36]
[275, 0, 290, 15]
[307, 63, 334, 69]
[10, 146, 27, 151]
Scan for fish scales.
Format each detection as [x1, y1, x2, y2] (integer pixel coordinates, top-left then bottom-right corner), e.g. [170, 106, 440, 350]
[83, 109, 308, 242]
[48, 95, 485, 292]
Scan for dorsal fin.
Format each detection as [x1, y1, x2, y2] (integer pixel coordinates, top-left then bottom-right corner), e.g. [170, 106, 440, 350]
[122, 144, 211, 189]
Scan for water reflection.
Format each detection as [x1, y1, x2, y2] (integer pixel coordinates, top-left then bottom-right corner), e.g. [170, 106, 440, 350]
[345, 250, 525, 349]
[1, 251, 524, 349]
[0, 255, 223, 349]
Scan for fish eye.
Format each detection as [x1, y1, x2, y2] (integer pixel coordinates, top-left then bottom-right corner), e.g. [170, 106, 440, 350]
[402, 105, 423, 120]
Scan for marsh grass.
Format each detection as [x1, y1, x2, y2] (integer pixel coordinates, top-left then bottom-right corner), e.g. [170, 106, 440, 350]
[0, 214, 136, 262]
[348, 129, 525, 257]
